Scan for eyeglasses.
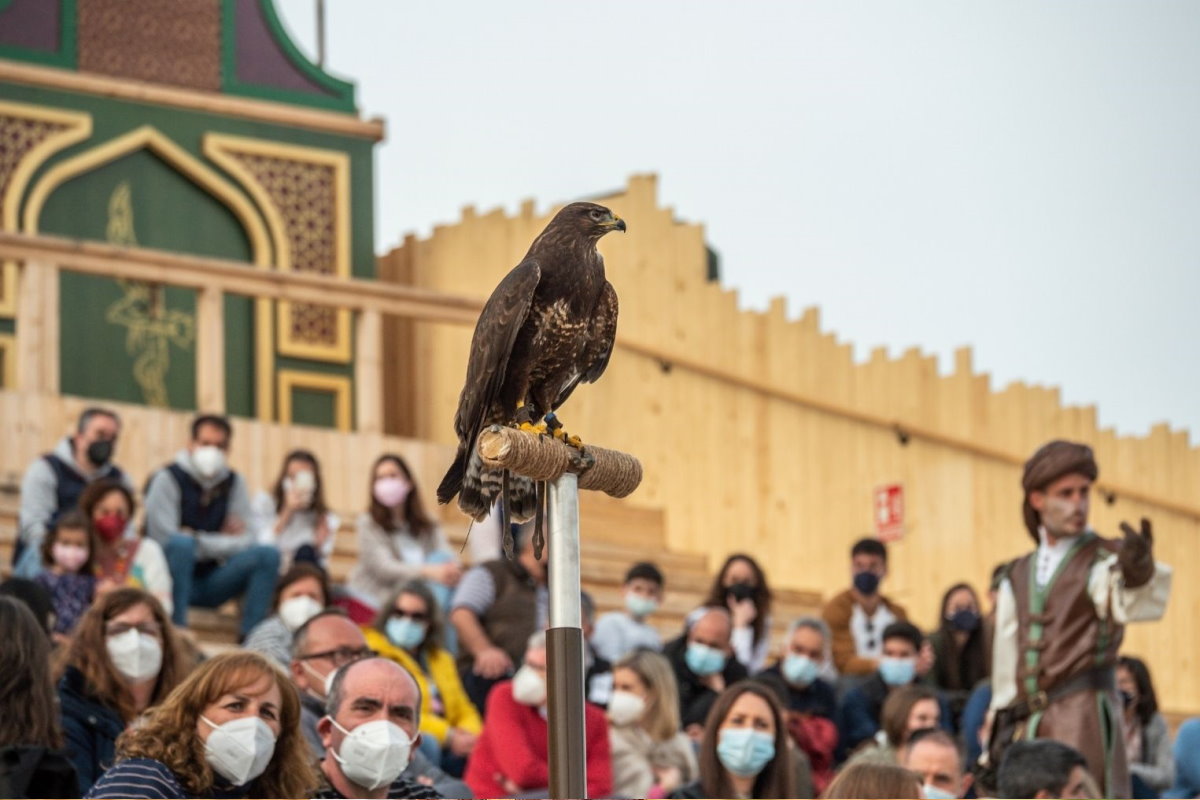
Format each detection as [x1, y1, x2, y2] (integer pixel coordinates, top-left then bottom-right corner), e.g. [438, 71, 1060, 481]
[106, 622, 162, 638]
[298, 646, 374, 667]
[390, 610, 428, 623]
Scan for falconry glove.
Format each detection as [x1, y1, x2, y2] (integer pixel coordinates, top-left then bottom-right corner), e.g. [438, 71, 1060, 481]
[1117, 517, 1154, 589]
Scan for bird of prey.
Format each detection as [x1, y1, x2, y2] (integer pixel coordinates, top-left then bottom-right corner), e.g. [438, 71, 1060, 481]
[437, 202, 624, 554]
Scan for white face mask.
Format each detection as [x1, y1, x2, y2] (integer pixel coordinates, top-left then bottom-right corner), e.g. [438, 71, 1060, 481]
[511, 665, 547, 707]
[301, 661, 336, 700]
[278, 595, 323, 631]
[106, 629, 163, 683]
[606, 690, 647, 726]
[192, 445, 227, 479]
[329, 717, 415, 791]
[200, 715, 276, 787]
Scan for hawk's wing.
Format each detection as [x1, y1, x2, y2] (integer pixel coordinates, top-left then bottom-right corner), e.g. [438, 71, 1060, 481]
[552, 279, 618, 410]
[453, 259, 541, 442]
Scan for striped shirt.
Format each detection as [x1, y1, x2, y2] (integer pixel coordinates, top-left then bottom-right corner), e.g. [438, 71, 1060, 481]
[85, 758, 247, 799]
[451, 564, 548, 627]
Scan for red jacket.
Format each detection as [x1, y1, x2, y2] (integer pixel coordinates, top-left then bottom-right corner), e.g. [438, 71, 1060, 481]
[465, 679, 612, 799]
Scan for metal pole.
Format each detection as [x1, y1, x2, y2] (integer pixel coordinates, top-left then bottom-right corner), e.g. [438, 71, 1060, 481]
[546, 472, 586, 799]
[315, 0, 326, 67]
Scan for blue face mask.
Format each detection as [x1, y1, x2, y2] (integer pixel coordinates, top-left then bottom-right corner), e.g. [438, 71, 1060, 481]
[922, 783, 959, 800]
[717, 727, 776, 777]
[879, 656, 916, 686]
[685, 642, 726, 677]
[782, 654, 820, 687]
[625, 592, 659, 618]
[385, 617, 427, 651]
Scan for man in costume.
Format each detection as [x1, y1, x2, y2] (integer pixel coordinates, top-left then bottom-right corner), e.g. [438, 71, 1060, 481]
[989, 440, 1172, 798]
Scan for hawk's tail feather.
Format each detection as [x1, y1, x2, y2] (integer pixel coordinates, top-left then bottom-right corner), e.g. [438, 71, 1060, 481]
[436, 444, 468, 506]
[456, 446, 536, 524]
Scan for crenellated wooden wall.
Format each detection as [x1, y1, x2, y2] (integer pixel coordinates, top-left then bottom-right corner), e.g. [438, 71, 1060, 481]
[378, 174, 1200, 713]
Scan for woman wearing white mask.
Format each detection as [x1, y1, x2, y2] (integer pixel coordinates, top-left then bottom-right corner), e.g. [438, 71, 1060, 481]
[361, 581, 481, 776]
[55, 588, 186, 795]
[252, 450, 340, 571]
[86, 651, 315, 799]
[609, 650, 698, 799]
[670, 681, 794, 799]
[243, 564, 331, 667]
[347, 454, 461, 612]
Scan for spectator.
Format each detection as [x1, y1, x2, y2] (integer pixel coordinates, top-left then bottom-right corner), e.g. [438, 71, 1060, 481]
[450, 524, 547, 711]
[244, 564, 331, 667]
[465, 630, 612, 799]
[56, 588, 186, 794]
[822, 538, 908, 677]
[582, 590, 615, 707]
[838, 621, 948, 756]
[846, 685, 941, 766]
[289, 610, 375, 758]
[80, 480, 173, 615]
[663, 606, 749, 740]
[928, 583, 989, 724]
[1165, 718, 1200, 799]
[593, 561, 665, 663]
[86, 651, 315, 798]
[670, 680, 794, 799]
[348, 454, 461, 611]
[757, 617, 839, 794]
[15, 406, 127, 577]
[997, 739, 1091, 800]
[1118, 655, 1174, 797]
[364, 581, 481, 776]
[144, 413, 279, 636]
[253, 449, 339, 571]
[702, 553, 774, 674]
[311, 657, 442, 799]
[900, 728, 972, 800]
[820, 763, 922, 799]
[608, 649, 698, 798]
[34, 510, 97, 643]
[0, 596, 79, 798]
[0, 577, 56, 637]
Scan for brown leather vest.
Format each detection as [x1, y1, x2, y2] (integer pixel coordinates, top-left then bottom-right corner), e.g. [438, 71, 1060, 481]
[456, 559, 539, 671]
[1008, 533, 1123, 699]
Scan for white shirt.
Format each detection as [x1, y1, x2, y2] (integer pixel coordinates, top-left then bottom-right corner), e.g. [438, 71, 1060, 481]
[1035, 526, 1078, 587]
[851, 602, 897, 660]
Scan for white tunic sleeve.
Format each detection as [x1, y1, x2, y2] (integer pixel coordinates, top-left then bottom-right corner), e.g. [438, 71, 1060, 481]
[989, 578, 1019, 711]
[1088, 555, 1172, 624]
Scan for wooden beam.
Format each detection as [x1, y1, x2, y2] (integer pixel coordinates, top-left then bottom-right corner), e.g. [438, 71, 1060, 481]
[196, 286, 226, 413]
[354, 308, 383, 434]
[14, 259, 59, 394]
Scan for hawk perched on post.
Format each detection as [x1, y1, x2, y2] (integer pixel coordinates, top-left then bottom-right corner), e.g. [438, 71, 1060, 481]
[437, 202, 624, 545]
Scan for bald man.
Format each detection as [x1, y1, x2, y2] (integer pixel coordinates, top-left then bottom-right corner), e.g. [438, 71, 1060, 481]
[663, 605, 748, 738]
[312, 657, 441, 799]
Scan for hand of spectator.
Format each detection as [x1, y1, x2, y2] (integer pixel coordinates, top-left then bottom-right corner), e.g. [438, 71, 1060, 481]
[729, 597, 757, 628]
[416, 775, 434, 787]
[424, 561, 463, 587]
[284, 486, 310, 511]
[653, 765, 683, 793]
[221, 516, 245, 535]
[700, 671, 726, 693]
[474, 646, 513, 679]
[684, 723, 705, 743]
[500, 776, 521, 795]
[917, 640, 935, 677]
[447, 727, 477, 756]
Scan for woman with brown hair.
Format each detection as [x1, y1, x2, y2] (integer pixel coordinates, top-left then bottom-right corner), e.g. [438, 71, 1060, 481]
[79, 479, 173, 614]
[56, 587, 186, 794]
[670, 680, 794, 799]
[347, 453, 461, 610]
[86, 650, 316, 799]
[702, 554, 774, 673]
[927, 583, 990, 722]
[846, 684, 942, 766]
[251, 449, 339, 570]
[820, 762, 922, 799]
[0, 595, 79, 798]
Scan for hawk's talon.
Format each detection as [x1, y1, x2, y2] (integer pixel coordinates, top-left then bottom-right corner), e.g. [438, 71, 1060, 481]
[517, 420, 548, 436]
[551, 427, 585, 449]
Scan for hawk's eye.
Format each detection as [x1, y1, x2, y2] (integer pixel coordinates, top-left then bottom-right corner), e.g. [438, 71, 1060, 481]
[589, 210, 603, 220]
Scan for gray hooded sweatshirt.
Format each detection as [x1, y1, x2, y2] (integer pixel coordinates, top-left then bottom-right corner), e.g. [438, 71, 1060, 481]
[143, 449, 255, 563]
[18, 436, 130, 547]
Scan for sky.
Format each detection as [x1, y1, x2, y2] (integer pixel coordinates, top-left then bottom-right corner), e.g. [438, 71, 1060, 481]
[277, 1, 1199, 441]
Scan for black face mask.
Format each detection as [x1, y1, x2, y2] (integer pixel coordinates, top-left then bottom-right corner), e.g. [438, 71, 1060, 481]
[86, 439, 115, 466]
[949, 609, 981, 633]
[853, 571, 880, 596]
[1120, 690, 1135, 708]
[726, 582, 755, 602]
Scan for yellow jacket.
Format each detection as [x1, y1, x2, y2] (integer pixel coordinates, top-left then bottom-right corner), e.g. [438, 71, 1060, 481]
[362, 627, 483, 743]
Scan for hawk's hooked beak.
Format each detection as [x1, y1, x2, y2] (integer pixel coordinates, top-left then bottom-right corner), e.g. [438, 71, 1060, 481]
[607, 215, 627, 233]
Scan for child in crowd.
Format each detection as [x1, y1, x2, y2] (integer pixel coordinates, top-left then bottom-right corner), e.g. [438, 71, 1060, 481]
[34, 510, 97, 642]
[593, 561, 666, 663]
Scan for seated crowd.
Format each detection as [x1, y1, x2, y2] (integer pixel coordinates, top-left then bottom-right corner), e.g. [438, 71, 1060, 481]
[0, 407, 1195, 799]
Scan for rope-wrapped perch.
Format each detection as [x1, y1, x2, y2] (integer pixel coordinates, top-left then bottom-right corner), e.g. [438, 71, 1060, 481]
[477, 425, 643, 498]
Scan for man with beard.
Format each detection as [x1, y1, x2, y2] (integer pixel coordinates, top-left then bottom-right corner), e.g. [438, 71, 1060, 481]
[987, 440, 1172, 798]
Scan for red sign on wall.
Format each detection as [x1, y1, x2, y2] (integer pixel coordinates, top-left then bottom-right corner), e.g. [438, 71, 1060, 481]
[874, 484, 905, 542]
